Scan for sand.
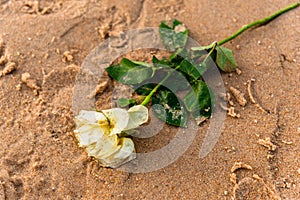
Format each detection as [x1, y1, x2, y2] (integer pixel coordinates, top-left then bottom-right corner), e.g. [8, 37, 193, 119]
[0, 0, 299, 199]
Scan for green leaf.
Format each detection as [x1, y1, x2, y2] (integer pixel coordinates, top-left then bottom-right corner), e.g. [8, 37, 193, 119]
[152, 56, 172, 69]
[117, 98, 136, 107]
[169, 48, 189, 65]
[163, 70, 189, 91]
[159, 20, 188, 52]
[172, 19, 182, 28]
[184, 80, 214, 117]
[152, 89, 188, 127]
[178, 59, 201, 81]
[152, 55, 189, 91]
[106, 58, 154, 84]
[215, 46, 236, 72]
[130, 60, 152, 68]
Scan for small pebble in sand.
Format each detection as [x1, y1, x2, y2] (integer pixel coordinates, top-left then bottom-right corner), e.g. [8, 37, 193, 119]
[98, 24, 110, 39]
[258, 137, 277, 151]
[255, 62, 261, 66]
[0, 62, 16, 77]
[62, 51, 73, 62]
[15, 83, 22, 91]
[252, 174, 262, 180]
[44, 53, 49, 59]
[0, 55, 7, 65]
[297, 169, 300, 175]
[230, 86, 247, 107]
[224, 146, 236, 153]
[235, 68, 242, 75]
[267, 154, 274, 160]
[21, 72, 40, 95]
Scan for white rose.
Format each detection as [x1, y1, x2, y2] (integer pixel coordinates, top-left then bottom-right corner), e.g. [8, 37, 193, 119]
[74, 105, 148, 168]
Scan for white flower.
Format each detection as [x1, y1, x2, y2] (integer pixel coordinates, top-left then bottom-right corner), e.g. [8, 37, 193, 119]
[74, 105, 148, 168]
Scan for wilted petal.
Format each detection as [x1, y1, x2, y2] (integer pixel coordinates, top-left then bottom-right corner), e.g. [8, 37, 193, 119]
[99, 137, 136, 168]
[87, 134, 119, 158]
[125, 105, 148, 130]
[75, 110, 106, 127]
[75, 123, 104, 147]
[74, 107, 144, 168]
[102, 108, 129, 135]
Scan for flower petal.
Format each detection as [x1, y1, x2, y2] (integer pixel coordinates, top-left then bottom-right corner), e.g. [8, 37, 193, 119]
[74, 123, 104, 147]
[87, 134, 119, 158]
[98, 137, 136, 168]
[102, 108, 129, 135]
[75, 110, 106, 127]
[125, 105, 148, 130]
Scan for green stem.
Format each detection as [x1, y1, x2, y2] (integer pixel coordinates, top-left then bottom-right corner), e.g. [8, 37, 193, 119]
[203, 42, 217, 62]
[218, 2, 299, 46]
[141, 67, 179, 106]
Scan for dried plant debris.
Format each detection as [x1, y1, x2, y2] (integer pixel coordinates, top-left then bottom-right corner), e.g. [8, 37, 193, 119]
[229, 86, 247, 107]
[220, 92, 234, 106]
[0, 62, 16, 77]
[220, 103, 240, 118]
[21, 1, 54, 15]
[21, 72, 40, 95]
[247, 79, 256, 104]
[227, 107, 240, 118]
[227, 93, 234, 106]
[87, 79, 110, 99]
[224, 146, 236, 153]
[258, 137, 277, 151]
